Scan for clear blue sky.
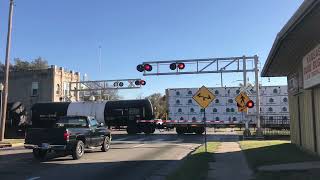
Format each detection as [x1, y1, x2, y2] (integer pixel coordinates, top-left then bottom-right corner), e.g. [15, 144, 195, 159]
[0, 0, 303, 99]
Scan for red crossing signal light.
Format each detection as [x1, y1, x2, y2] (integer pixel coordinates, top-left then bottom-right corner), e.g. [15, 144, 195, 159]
[177, 63, 185, 69]
[137, 64, 153, 72]
[246, 100, 254, 108]
[135, 80, 146, 86]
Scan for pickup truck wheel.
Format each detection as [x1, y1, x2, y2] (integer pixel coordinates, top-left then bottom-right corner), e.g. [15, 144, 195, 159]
[72, 140, 84, 160]
[33, 149, 47, 160]
[101, 136, 110, 152]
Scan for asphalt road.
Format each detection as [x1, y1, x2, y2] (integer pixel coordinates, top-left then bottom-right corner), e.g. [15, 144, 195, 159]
[0, 129, 239, 180]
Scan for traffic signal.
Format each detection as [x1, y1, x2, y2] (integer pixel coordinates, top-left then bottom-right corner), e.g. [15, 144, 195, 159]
[169, 63, 185, 70]
[136, 64, 153, 72]
[246, 100, 254, 108]
[135, 80, 146, 86]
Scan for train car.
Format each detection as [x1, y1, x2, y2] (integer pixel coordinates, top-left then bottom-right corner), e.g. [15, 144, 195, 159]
[31, 99, 155, 134]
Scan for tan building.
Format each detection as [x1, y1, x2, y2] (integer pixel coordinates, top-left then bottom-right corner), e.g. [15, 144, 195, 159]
[262, 0, 320, 155]
[0, 65, 80, 117]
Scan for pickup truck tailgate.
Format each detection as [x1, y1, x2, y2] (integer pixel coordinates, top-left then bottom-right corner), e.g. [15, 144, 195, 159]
[25, 128, 67, 145]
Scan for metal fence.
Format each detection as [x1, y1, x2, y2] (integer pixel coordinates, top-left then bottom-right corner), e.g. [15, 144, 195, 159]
[261, 116, 290, 136]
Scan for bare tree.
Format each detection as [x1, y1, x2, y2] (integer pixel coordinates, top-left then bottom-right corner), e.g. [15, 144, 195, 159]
[147, 93, 167, 119]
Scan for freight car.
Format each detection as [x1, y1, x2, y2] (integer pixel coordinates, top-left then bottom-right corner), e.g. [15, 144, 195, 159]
[31, 99, 156, 134]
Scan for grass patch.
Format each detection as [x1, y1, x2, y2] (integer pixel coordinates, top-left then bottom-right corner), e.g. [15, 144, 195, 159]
[167, 142, 220, 180]
[240, 140, 320, 180]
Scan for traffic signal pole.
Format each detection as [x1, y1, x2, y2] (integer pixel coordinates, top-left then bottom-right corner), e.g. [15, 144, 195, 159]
[254, 55, 262, 136]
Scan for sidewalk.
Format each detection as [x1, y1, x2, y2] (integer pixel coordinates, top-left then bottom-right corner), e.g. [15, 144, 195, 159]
[207, 142, 252, 180]
[258, 161, 320, 172]
[0, 139, 24, 148]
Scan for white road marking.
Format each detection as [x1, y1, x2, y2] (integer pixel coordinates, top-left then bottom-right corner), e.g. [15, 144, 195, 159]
[132, 144, 145, 148]
[26, 177, 40, 180]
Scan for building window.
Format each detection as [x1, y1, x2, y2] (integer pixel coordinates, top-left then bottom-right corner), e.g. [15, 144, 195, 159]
[215, 117, 220, 121]
[178, 108, 182, 113]
[269, 116, 274, 120]
[228, 99, 233, 103]
[283, 97, 288, 102]
[188, 99, 192, 104]
[63, 82, 69, 97]
[232, 117, 237, 121]
[31, 82, 39, 96]
[231, 108, 235, 112]
[192, 117, 197, 121]
[188, 90, 193, 95]
[283, 116, 288, 120]
[176, 91, 180, 96]
[226, 108, 230, 112]
[282, 107, 287, 112]
[180, 117, 184, 120]
[190, 108, 195, 113]
[176, 100, 180, 104]
[215, 90, 219, 95]
[269, 98, 274, 103]
[273, 89, 278, 94]
[260, 108, 263, 112]
[213, 108, 218, 113]
[215, 99, 219, 103]
[56, 84, 61, 94]
[268, 107, 273, 112]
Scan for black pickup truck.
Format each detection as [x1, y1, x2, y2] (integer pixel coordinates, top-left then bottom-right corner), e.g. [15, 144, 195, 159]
[25, 116, 111, 160]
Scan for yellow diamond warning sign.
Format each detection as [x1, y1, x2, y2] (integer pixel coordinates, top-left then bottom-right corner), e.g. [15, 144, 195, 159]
[193, 86, 215, 109]
[235, 92, 250, 107]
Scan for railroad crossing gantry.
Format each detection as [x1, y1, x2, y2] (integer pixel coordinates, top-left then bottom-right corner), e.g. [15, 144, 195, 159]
[69, 78, 146, 101]
[137, 55, 262, 135]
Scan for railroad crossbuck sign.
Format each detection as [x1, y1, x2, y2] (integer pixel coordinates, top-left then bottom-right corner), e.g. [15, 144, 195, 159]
[235, 92, 250, 112]
[193, 86, 216, 109]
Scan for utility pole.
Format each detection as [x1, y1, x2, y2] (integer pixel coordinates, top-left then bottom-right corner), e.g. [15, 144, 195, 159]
[0, 0, 14, 141]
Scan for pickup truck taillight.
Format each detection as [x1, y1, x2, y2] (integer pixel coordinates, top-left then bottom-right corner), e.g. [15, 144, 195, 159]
[63, 130, 70, 141]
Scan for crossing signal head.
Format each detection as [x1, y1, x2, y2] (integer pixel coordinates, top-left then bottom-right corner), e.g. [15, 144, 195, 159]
[134, 80, 146, 86]
[177, 63, 185, 69]
[246, 100, 254, 108]
[137, 64, 152, 72]
[169, 63, 176, 70]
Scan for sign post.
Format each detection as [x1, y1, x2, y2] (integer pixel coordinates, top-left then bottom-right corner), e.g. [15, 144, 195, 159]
[193, 86, 215, 152]
[235, 91, 251, 136]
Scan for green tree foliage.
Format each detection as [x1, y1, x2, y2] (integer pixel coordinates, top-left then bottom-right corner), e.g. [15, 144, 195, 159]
[147, 93, 167, 119]
[0, 57, 49, 71]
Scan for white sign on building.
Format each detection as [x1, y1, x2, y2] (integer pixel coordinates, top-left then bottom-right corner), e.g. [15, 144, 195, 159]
[303, 44, 320, 89]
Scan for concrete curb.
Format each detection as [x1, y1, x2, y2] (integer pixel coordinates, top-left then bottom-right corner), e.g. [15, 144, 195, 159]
[0, 142, 24, 148]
